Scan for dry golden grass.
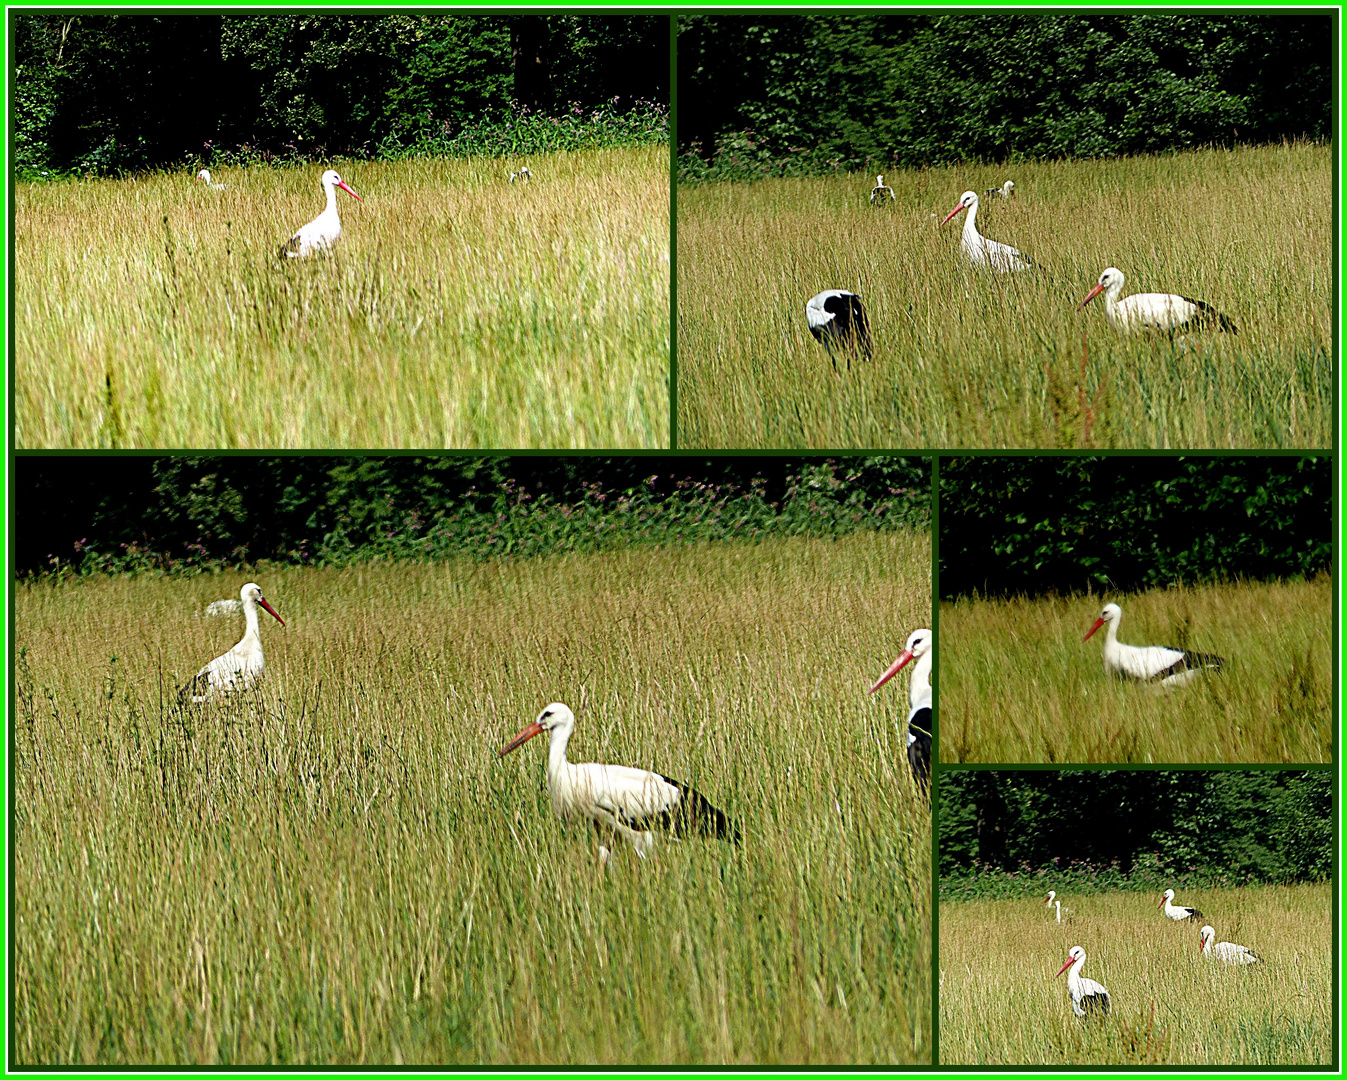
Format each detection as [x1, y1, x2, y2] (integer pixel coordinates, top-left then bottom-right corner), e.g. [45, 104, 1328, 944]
[939, 577, 1333, 763]
[940, 885, 1333, 1065]
[678, 142, 1330, 449]
[14, 531, 931, 1065]
[17, 147, 669, 449]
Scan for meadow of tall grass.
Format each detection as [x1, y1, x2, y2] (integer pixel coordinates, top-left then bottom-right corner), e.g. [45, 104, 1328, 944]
[939, 885, 1333, 1065]
[16, 147, 669, 449]
[677, 142, 1330, 449]
[13, 530, 931, 1065]
[939, 577, 1332, 764]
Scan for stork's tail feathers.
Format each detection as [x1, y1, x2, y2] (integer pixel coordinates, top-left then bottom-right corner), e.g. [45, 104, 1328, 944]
[1186, 908, 1205, 922]
[663, 777, 741, 844]
[1190, 298, 1238, 333]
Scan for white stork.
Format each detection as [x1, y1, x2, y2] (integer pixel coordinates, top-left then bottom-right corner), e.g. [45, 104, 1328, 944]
[869, 174, 895, 205]
[1199, 925, 1261, 965]
[1056, 946, 1111, 1017]
[497, 703, 738, 860]
[1045, 891, 1073, 922]
[806, 289, 873, 373]
[195, 168, 227, 191]
[279, 169, 362, 258]
[1078, 267, 1237, 335]
[1158, 888, 1205, 922]
[1083, 603, 1224, 688]
[984, 180, 1015, 200]
[940, 190, 1032, 272]
[510, 166, 533, 184]
[869, 628, 932, 794]
[181, 582, 284, 702]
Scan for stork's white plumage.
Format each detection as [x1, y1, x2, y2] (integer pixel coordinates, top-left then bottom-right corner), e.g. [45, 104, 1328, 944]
[202, 598, 243, 618]
[984, 180, 1015, 200]
[870, 174, 895, 205]
[497, 703, 738, 859]
[940, 190, 1031, 272]
[1158, 888, 1205, 922]
[1083, 603, 1224, 688]
[510, 166, 533, 184]
[1045, 891, 1073, 922]
[806, 289, 873, 373]
[279, 169, 362, 258]
[182, 582, 284, 702]
[1078, 267, 1237, 335]
[195, 168, 227, 191]
[1199, 925, 1261, 965]
[869, 628, 932, 793]
[1056, 946, 1111, 1017]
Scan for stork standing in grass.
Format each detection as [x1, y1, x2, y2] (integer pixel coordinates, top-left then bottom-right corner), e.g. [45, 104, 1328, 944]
[806, 289, 873, 373]
[1159, 888, 1205, 922]
[510, 166, 532, 184]
[1056, 946, 1111, 1018]
[181, 582, 284, 702]
[1078, 267, 1237, 335]
[940, 190, 1032, 271]
[1046, 891, 1073, 923]
[1199, 925, 1262, 965]
[497, 703, 738, 863]
[279, 169, 363, 258]
[869, 629, 932, 795]
[870, 174, 895, 205]
[195, 168, 227, 190]
[984, 180, 1015, 200]
[1083, 603, 1224, 688]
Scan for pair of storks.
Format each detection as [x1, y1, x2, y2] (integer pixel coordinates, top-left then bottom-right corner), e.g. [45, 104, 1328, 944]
[496, 630, 933, 863]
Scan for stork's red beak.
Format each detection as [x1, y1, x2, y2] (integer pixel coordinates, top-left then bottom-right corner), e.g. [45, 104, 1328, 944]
[940, 203, 965, 226]
[1078, 283, 1107, 311]
[258, 597, 285, 626]
[1156, 895, 1167, 909]
[1055, 956, 1076, 977]
[498, 720, 544, 757]
[869, 649, 916, 694]
[1083, 616, 1107, 642]
[337, 179, 363, 201]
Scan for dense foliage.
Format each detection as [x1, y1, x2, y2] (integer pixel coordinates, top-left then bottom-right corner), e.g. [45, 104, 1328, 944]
[939, 456, 1331, 600]
[16, 457, 930, 577]
[15, 14, 668, 178]
[678, 14, 1330, 182]
[939, 771, 1332, 898]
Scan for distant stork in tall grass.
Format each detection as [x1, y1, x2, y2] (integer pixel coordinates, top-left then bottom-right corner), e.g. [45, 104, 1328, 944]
[279, 169, 362, 258]
[180, 582, 284, 702]
[1158, 889, 1205, 923]
[984, 180, 1015, 200]
[1078, 267, 1237, 335]
[510, 166, 533, 184]
[869, 629, 932, 795]
[1083, 603, 1224, 689]
[806, 289, 872, 374]
[870, 175, 895, 205]
[941, 190, 1031, 272]
[195, 168, 226, 191]
[1199, 925, 1262, 965]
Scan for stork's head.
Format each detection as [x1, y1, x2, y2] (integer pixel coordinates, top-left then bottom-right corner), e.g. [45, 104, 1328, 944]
[1004, 180, 1015, 197]
[1198, 925, 1215, 952]
[869, 628, 933, 694]
[196, 169, 211, 185]
[498, 702, 575, 757]
[1157, 888, 1176, 908]
[1083, 603, 1121, 642]
[322, 169, 363, 201]
[941, 191, 978, 225]
[1079, 268, 1125, 310]
[240, 582, 285, 626]
[1045, 890, 1056, 905]
[876, 175, 884, 186]
[1055, 946, 1085, 977]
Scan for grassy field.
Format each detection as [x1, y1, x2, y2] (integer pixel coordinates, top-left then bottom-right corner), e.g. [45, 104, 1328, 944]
[939, 577, 1332, 764]
[677, 142, 1331, 449]
[13, 531, 931, 1065]
[16, 147, 669, 449]
[939, 884, 1333, 1065]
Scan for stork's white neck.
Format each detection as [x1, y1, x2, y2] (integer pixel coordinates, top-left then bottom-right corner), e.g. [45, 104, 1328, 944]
[909, 647, 933, 719]
[237, 591, 262, 651]
[546, 718, 576, 786]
